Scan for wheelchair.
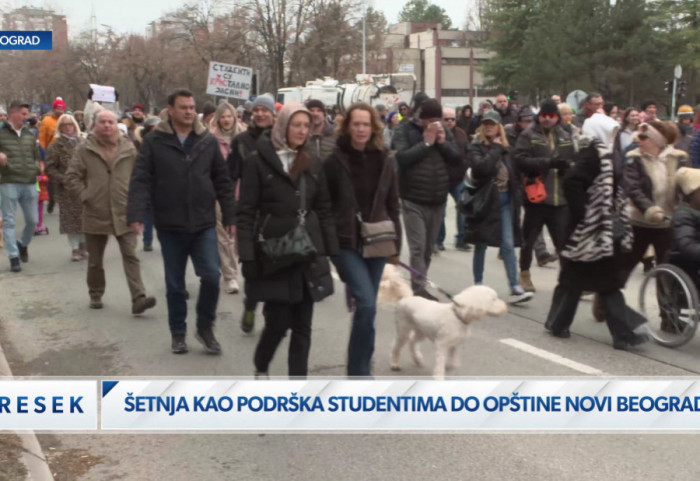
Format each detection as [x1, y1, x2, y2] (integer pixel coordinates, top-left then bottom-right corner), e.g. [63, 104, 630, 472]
[638, 263, 700, 347]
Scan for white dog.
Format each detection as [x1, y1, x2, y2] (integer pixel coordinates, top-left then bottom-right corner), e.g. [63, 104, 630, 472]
[384, 267, 507, 379]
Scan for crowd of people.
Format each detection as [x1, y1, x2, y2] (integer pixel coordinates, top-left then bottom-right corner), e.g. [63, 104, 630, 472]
[3, 86, 700, 378]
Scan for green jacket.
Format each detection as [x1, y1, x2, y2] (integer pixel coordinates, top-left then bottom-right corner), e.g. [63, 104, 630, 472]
[0, 122, 41, 184]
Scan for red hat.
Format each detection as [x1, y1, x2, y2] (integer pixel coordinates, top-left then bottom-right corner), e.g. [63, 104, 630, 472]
[275, 102, 283, 113]
[53, 97, 66, 111]
[132, 104, 144, 112]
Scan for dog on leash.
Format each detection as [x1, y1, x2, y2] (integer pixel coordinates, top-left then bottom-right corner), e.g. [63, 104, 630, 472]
[381, 265, 507, 379]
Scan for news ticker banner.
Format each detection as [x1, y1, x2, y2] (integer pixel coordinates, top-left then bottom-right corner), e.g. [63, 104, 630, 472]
[0, 31, 52, 50]
[5, 379, 700, 431]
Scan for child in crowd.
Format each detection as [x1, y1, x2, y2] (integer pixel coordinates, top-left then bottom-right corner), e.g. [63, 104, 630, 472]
[34, 160, 50, 235]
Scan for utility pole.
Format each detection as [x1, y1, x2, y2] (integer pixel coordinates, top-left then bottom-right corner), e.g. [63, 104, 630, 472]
[362, 0, 367, 74]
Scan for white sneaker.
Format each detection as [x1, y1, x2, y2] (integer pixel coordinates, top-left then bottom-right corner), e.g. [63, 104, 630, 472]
[224, 279, 239, 294]
[509, 286, 534, 304]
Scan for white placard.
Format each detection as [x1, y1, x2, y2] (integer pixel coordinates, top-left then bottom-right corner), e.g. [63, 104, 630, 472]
[0, 381, 98, 430]
[206, 61, 252, 100]
[89, 84, 116, 103]
[101, 379, 700, 431]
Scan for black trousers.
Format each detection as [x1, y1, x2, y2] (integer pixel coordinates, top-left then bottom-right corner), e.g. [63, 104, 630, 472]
[619, 226, 674, 283]
[519, 204, 569, 271]
[546, 285, 646, 343]
[254, 290, 313, 377]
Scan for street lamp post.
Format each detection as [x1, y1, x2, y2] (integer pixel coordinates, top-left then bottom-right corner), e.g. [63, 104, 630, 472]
[362, 0, 367, 74]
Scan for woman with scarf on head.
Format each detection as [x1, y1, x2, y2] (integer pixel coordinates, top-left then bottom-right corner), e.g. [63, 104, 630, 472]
[546, 113, 649, 350]
[210, 101, 245, 294]
[237, 102, 339, 378]
[457, 105, 476, 139]
[324, 102, 401, 377]
[45, 114, 86, 261]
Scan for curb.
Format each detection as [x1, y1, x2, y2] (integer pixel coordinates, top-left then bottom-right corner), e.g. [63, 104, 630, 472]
[0, 340, 55, 481]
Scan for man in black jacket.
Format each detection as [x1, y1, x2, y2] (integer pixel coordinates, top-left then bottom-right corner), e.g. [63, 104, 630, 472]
[127, 88, 236, 355]
[394, 98, 461, 299]
[227, 92, 277, 334]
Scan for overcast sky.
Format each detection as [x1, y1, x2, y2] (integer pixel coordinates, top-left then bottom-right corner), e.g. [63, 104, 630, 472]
[16, 0, 472, 36]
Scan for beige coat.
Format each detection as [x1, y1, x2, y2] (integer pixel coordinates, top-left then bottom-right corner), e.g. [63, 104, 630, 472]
[65, 134, 137, 236]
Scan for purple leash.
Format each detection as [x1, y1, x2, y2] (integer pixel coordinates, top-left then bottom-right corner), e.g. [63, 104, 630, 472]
[397, 261, 459, 305]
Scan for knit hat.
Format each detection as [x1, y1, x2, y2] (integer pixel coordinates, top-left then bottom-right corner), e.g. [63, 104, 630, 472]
[305, 99, 325, 111]
[418, 99, 443, 119]
[375, 103, 386, 112]
[53, 97, 66, 111]
[678, 105, 694, 118]
[517, 106, 535, 121]
[481, 110, 502, 124]
[676, 167, 700, 196]
[252, 93, 276, 115]
[538, 99, 559, 117]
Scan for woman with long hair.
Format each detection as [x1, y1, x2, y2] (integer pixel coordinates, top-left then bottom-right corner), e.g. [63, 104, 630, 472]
[237, 102, 338, 378]
[618, 108, 641, 153]
[465, 110, 532, 304]
[210, 101, 245, 294]
[45, 114, 85, 261]
[324, 102, 401, 377]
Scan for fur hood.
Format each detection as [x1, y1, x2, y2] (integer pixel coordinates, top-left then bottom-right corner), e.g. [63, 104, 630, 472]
[156, 110, 208, 136]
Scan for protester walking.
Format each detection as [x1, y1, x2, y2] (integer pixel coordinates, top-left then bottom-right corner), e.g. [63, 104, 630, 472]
[324, 103, 401, 377]
[0, 101, 41, 273]
[65, 109, 156, 314]
[45, 114, 86, 261]
[237, 102, 338, 378]
[305, 99, 337, 164]
[127, 88, 236, 354]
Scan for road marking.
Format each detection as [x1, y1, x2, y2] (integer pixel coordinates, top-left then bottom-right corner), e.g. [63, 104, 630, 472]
[500, 338, 607, 376]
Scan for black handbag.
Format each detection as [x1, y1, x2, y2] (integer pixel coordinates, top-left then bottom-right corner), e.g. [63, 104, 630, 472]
[457, 179, 499, 223]
[258, 175, 317, 275]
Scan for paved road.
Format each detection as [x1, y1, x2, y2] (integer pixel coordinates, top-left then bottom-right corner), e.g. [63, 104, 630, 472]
[2, 203, 700, 480]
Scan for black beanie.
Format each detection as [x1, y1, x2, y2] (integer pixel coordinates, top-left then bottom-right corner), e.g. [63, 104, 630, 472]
[538, 99, 559, 117]
[305, 99, 325, 111]
[419, 99, 443, 119]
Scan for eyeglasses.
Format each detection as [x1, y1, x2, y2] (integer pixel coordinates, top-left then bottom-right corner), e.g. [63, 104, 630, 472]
[444, 118, 456, 121]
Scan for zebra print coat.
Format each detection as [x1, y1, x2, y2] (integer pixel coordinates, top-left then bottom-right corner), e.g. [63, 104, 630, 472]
[557, 145, 633, 292]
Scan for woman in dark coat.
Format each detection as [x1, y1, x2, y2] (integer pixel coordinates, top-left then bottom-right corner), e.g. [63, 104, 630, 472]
[465, 110, 532, 304]
[324, 102, 401, 377]
[45, 114, 85, 261]
[545, 118, 648, 350]
[237, 102, 339, 378]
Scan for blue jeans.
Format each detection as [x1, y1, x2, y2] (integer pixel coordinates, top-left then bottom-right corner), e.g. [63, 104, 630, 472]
[0, 183, 38, 259]
[143, 209, 154, 247]
[157, 227, 220, 334]
[437, 183, 466, 245]
[473, 192, 519, 289]
[333, 249, 387, 377]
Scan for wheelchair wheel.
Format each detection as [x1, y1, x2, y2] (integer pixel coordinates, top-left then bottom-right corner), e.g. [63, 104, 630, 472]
[638, 263, 700, 347]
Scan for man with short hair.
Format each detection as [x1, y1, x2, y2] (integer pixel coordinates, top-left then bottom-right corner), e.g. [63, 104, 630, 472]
[494, 93, 517, 125]
[305, 99, 336, 163]
[201, 101, 216, 128]
[515, 99, 575, 292]
[640, 99, 658, 122]
[227, 92, 277, 334]
[394, 98, 461, 299]
[65, 109, 156, 314]
[573, 93, 603, 128]
[551, 94, 562, 105]
[0, 101, 41, 272]
[128, 88, 236, 355]
[397, 102, 410, 124]
[436, 107, 469, 251]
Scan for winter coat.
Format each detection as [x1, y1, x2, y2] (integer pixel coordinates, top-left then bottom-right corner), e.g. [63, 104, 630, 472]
[323, 135, 401, 253]
[623, 147, 688, 229]
[447, 126, 470, 188]
[237, 133, 339, 304]
[64, 134, 136, 236]
[514, 122, 576, 207]
[45, 135, 83, 234]
[672, 205, 700, 263]
[126, 112, 236, 233]
[38, 113, 59, 150]
[393, 118, 461, 205]
[495, 106, 517, 126]
[463, 138, 522, 247]
[0, 122, 41, 184]
[305, 121, 337, 164]
[227, 123, 266, 181]
[558, 145, 629, 293]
